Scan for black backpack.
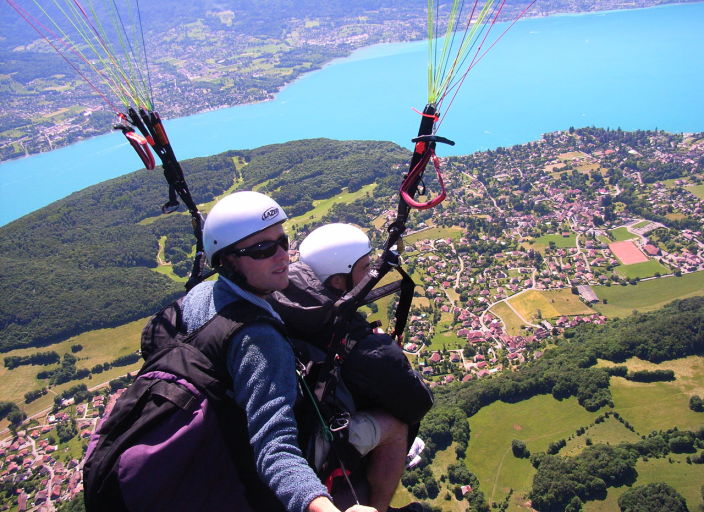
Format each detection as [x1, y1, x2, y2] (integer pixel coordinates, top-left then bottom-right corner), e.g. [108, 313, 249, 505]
[82, 297, 288, 512]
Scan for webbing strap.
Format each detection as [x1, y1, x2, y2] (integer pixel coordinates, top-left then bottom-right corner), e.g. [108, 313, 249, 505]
[124, 107, 205, 290]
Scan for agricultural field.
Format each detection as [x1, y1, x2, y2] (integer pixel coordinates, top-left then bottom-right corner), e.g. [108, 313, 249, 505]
[466, 395, 599, 510]
[0, 318, 145, 424]
[507, 289, 595, 323]
[489, 301, 526, 336]
[614, 259, 670, 279]
[463, 355, 704, 512]
[592, 271, 704, 317]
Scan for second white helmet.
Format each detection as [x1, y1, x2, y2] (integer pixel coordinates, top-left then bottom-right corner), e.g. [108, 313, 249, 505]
[203, 190, 287, 266]
[299, 223, 371, 284]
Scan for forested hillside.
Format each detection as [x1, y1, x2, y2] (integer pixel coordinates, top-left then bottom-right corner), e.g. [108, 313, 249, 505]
[415, 297, 704, 511]
[432, 297, 704, 416]
[0, 139, 408, 351]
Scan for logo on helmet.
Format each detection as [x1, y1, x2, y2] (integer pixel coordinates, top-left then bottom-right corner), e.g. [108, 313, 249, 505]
[262, 207, 280, 221]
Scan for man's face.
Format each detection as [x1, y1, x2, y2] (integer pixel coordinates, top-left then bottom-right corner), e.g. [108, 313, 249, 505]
[227, 223, 289, 295]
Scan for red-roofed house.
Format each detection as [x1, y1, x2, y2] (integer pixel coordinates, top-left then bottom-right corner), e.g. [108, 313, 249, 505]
[643, 244, 660, 256]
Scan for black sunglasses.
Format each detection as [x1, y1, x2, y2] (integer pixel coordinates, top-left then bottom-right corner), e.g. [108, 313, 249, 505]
[231, 234, 289, 260]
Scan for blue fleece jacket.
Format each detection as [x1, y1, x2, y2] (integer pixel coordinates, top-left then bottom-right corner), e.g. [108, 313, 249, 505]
[181, 276, 331, 512]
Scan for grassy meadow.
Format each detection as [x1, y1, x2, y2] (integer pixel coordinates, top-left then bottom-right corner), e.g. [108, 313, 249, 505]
[528, 233, 577, 250]
[461, 355, 704, 511]
[287, 183, 377, 232]
[0, 317, 146, 427]
[507, 289, 595, 323]
[614, 259, 670, 279]
[592, 271, 704, 317]
[466, 395, 599, 509]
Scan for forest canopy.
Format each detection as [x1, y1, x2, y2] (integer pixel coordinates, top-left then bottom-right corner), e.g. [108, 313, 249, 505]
[0, 139, 407, 351]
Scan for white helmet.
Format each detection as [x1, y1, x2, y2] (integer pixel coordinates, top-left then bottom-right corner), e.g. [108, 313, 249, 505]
[299, 223, 371, 284]
[203, 191, 287, 266]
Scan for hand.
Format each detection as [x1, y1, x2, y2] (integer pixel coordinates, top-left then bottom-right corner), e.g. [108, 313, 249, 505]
[344, 506, 377, 512]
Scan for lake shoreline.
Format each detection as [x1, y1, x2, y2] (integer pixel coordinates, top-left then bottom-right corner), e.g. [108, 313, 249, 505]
[1, 2, 700, 166]
[1, 2, 703, 226]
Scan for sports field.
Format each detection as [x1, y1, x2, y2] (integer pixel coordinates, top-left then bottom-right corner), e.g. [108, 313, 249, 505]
[608, 240, 648, 264]
[405, 226, 465, 245]
[610, 227, 636, 242]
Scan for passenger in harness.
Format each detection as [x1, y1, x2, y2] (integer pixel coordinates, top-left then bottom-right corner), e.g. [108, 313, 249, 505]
[179, 191, 375, 512]
[270, 223, 434, 512]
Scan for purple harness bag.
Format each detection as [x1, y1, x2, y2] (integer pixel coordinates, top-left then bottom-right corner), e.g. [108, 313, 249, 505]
[117, 372, 247, 511]
[83, 298, 286, 512]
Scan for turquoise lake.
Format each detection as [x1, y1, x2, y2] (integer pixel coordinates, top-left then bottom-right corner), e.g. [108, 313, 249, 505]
[1, 3, 703, 226]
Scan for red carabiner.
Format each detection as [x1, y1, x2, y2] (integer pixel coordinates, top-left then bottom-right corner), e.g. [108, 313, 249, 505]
[399, 151, 447, 210]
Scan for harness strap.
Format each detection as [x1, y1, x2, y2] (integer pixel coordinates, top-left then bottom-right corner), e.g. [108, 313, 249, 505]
[123, 107, 206, 291]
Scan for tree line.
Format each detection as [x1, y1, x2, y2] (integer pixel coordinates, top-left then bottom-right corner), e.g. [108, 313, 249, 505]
[429, 297, 704, 420]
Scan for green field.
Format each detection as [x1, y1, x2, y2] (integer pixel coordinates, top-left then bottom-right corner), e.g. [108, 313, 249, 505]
[608, 356, 704, 433]
[632, 220, 651, 229]
[686, 183, 704, 200]
[467, 395, 599, 510]
[584, 453, 704, 512]
[593, 271, 704, 317]
[614, 259, 670, 279]
[489, 301, 525, 336]
[561, 415, 641, 457]
[508, 289, 595, 323]
[287, 183, 377, 232]
[611, 227, 636, 241]
[0, 318, 146, 423]
[529, 233, 577, 249]
[464, 355, 704, 511]
[405, 226, 465, 245]
[430, 311, 466, 350]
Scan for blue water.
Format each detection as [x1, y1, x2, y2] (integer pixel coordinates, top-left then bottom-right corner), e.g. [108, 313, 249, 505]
[1, 3, 703, 226]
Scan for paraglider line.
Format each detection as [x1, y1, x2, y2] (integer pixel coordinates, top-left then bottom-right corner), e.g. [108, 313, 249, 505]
[6, 0, 121, 113]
